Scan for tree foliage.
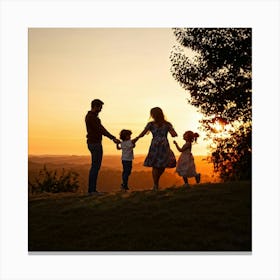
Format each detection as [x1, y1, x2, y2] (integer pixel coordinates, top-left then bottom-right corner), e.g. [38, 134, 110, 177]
[170, 28, 252, 181]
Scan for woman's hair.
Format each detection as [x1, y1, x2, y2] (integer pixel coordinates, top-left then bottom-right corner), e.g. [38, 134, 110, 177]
[120, 129, 132, 141]
[183, 131, 199, 143]
[150, 107, 166, 125]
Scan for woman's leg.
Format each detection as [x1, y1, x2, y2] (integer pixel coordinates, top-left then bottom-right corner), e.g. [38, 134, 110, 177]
[152, 168, 158, 190]
[152, 167, 165, 190]
[183, 176, 189, 184]
[182, 176, 190, 188]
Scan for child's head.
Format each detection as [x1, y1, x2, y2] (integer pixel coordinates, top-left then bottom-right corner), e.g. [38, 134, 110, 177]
[120, 129, 132, 141]
[183, 131, 199, 143]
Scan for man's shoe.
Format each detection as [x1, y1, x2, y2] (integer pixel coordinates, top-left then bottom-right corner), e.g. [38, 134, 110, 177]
[88, 190, 101, 196]
[153, 185, 158, 191]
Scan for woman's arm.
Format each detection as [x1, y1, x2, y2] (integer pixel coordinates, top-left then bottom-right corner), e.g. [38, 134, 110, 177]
[168, 123, 178, 137]
[136, 123, 151, 139]
[131, 137, 139, 145]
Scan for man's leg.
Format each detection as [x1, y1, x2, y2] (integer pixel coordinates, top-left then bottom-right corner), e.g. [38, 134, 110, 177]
[88, 143, 103, 193]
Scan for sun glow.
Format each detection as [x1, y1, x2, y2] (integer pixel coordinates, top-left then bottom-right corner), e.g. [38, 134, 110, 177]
[211, 121, 224, 133]
[28, 28, 209, 156]
[208, 117, 233, 139]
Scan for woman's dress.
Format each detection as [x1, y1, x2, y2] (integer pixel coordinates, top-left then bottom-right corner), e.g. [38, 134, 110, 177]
[143, 122, 176, 168]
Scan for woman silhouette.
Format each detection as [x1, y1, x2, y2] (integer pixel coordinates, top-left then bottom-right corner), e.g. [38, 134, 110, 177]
[137, 107, 177, 191]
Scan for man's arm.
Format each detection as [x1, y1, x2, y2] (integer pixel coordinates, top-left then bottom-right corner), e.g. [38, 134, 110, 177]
[101, 125, 120, 143]
[100, 124, 115, 139]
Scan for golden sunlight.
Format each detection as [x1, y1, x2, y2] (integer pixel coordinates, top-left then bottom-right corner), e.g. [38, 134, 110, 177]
[211, 120, 224, 133]
[209, 117, 234, 139]
[28, 28, 209, 156]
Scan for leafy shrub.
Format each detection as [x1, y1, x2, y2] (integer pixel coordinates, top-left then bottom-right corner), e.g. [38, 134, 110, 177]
[29, 165, 79, 194]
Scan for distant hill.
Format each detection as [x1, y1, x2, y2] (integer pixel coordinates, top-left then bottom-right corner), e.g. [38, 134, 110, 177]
[28, 155, 220, 193]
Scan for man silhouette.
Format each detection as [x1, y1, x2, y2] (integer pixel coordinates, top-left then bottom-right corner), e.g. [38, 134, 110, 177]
[85, 99, 120, 194]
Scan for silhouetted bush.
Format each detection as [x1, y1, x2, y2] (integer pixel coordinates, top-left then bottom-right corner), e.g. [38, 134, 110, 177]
[29, 165, 79, 193]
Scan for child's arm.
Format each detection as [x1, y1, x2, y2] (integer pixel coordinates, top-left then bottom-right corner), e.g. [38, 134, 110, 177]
[173, 141, 189, 152]
[116, 143, 122, 150]
[173, 141, 183, 152]
[131, 136, 139, 145]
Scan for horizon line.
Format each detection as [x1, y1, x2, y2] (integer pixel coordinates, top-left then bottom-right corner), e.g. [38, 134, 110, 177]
[28, 153, 209, 157]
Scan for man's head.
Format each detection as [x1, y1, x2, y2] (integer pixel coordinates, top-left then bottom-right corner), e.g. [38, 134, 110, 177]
[91, 99, 104, 113]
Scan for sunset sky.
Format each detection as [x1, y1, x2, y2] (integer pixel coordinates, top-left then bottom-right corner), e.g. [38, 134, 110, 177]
[2, 0, 280, 279]
[28, 28, 209, 156]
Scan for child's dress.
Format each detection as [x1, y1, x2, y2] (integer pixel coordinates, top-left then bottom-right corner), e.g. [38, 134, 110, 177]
[176, 142, 197, 177]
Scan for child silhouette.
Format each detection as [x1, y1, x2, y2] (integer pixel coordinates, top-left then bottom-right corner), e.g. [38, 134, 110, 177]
[173, 131, 201, 188]
[117, 129, 139, 191]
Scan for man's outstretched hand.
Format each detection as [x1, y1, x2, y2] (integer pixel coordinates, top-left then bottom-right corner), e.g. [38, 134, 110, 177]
[113, 138, 121, 144]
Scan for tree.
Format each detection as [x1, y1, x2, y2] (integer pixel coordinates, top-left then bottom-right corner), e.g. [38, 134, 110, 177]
[170, 28, 252, 181]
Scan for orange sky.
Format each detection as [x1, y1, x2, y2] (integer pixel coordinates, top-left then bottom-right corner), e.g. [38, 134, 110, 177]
[28, 28, 209, 156]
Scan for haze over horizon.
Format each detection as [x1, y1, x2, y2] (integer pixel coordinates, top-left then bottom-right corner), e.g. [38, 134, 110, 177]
[29, 28, 210, 156]
[28, 152, 209, 157]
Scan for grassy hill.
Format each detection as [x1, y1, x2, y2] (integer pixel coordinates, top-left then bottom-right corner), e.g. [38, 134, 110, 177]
[29, 181, 251, 252]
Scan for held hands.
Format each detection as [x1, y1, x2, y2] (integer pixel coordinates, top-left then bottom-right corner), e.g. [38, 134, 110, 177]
[173, 140, 181, 152]
[113, 138, 121, 144]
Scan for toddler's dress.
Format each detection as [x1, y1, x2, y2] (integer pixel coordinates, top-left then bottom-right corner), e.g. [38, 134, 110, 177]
[176, 142, 197, 177]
